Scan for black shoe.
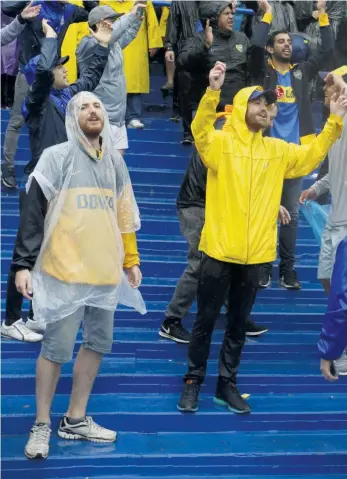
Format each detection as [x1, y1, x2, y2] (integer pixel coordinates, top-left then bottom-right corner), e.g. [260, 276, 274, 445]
[245, 318, 268, 337]
[161, 81, 173, 93]
[259, 264, 272, 288]
[214, 380, 251, 414]
[170, 112, 181, 122]
[279, 269, 301, 290]
[177, 380, 200, 412]
[182, 134, 194, 145]
[159, 320, 191, 344]
[1, 174, 17, 189]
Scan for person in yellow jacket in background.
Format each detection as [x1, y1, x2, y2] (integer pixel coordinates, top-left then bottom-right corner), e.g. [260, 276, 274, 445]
[177, 61, 347, 416]
[100, 0, 163, 129]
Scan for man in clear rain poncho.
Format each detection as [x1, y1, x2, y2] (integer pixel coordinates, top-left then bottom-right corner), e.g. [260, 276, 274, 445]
[13, 92, 146, 460]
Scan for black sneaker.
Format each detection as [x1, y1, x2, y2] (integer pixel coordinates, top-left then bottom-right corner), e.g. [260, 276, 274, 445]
[245, 318, 268, 337]
[214, 380, 251, 414]
[182, 134, 194, 145]
[279, 269, 301, 290]
[159, 320, 191, 344]
[259, 264, 272, 288]
[177, 380, 200, 412]
[1, 174, 17, 188]
[170, 112, 181, 122]
[161, 81, 173, 93]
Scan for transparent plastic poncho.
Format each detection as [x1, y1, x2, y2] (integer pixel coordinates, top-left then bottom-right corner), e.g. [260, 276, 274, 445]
[27, 92, 146, 323]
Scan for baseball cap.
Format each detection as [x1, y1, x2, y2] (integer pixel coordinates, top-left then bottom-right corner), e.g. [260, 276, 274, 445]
[88, 5, 123, 26]
[55, 56, 69, 67]
[248, 88, 277, 105]
[319, 66, 347, 82]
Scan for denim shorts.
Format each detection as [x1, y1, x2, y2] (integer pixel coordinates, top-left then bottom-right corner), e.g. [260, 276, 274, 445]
[40, 306, 114, 364]
[318, 224, 347, 280]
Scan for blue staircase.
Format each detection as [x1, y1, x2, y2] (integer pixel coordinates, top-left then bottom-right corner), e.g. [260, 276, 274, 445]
[1, 70, 347, 479]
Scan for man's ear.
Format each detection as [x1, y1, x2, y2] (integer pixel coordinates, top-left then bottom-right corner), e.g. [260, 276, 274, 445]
[266, 46, 273, 55]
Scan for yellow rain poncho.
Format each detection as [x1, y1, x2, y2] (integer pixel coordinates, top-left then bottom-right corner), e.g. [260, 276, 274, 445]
[192, 86, 344, 265]
[100, 0, 163, 93]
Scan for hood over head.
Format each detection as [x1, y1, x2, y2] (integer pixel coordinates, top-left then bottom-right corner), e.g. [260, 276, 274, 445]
[199, 1, 233, 28]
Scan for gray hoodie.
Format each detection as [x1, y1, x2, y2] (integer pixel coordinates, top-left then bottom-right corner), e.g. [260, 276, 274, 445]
[311, 87, 347, 226]
[76, 13, 141, 126]
[1, 16, 24, 46]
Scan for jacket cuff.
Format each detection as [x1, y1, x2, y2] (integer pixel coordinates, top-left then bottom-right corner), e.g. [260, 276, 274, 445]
[311, 182, 324, 198]
[329, 113, 344, 125]
[319, 13, 329, 27]
[123, 255, 140, 269]
[262, 12, 273, 24]
[17, 14, 26, 25]
[206, 87, 221, 98]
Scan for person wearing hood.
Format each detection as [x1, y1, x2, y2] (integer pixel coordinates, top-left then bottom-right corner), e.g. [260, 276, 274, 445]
[1, 19, 111, 344]
[13, 91, 144, 459]
[299, 67, 347, 376]
[1, 0, 98, 190]
[177, 61, 347, 414]
[177, 0, 274, 114]
[252, 0, 334, 291]
[77, 3, 145, 156]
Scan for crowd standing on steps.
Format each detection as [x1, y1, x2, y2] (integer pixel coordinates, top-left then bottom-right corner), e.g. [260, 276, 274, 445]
[0, 0, 347, 460]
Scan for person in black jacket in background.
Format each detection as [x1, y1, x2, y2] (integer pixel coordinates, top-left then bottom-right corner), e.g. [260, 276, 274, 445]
[177, 0, 273, 115]
[1, 18, 111, 344]
[1, 0, 98, 189]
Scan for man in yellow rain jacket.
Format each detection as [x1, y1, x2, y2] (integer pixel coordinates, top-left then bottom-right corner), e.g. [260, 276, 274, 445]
[100, 0, 163, 129]
[177, 61, 347, 415]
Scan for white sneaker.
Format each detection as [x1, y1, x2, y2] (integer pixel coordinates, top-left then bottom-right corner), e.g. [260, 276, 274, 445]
[26, 318, 46, 334]
[25, 423, 51, 459]
[58, 415, 117, 443]
[128, 119, 144, 129]
[1, 319, 43, 342]
[334, 352, 347, 376]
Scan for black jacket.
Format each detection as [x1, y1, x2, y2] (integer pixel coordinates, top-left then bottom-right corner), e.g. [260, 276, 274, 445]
[22, 37, 109, 175]
[2, 1, 98, 68]
[164, 1, 201, 53]
[252, 20, 334, 142]
[177, 2, 271, 111]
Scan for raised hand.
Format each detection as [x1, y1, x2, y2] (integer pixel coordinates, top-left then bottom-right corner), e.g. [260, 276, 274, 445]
[42, 18, 57, 38]
[299, 187, 317, 204]
[21, 2, 41, 20]
[324, 72, 347, 92]
[89, 20, 112, 47]
[330, 93, 347, 117]
[131, 2, 146, 19]
[258, 0, 272, 14]
[317, 0, 327, 13]
[209, 61, 226, 91]
[205, 19, 213, 49]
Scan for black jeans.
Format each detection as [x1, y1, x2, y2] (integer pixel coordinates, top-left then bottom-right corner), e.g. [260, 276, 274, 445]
[185, 255, 259, 385]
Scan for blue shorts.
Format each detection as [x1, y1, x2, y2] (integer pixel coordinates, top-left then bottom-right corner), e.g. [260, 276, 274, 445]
[40, 306, 114, 364]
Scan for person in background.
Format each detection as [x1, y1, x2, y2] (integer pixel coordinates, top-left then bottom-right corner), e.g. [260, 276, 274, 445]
[159, 104, 280, 344]
[177, 61, 347, 415]
[1, 0, 98, 189]
[77, 3, 145, 156]
[100, 0, 162, 130]
[1, 2, 41, 46]
[1, 19, 111, 343]
[299, 68, 347, 375]
[14, 91, 143, 460]
[318, 237, 347, 382]
[295, 0, 346, 39]
[177, 0, 273, 134]
[253, 0, 334, 290]
[163, 0, 203, 142]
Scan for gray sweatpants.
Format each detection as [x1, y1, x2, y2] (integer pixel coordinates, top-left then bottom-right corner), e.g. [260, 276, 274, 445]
[2, 72, 29, 177]
[165, 206, 205, 321]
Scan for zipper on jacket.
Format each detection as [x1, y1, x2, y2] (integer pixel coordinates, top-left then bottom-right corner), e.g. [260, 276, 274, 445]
[245, 136, 255, 264]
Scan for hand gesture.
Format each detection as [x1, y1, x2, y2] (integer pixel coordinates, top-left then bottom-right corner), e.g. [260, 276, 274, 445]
[299, 187, 317, 204]
[330, 93, 347, 117]
[131, 2, 146, 19]
[165, 50, 175, 63]
[320, 358, 338, 381]
[312, 10, 319, 20]
[324, 72, 346, 92]
[15, 269, 33, 301]
[316, 0, 326, 13]
[209, 61, 226, 91]
[258, 0, 272, 14]
[204, 19, 213, 49]
[42, 18, 57, 38]
[89, 20, 112, 47]
[278, 206, 291, 225]
[21, 1, 41, 20]
[126, 265, 142, 288]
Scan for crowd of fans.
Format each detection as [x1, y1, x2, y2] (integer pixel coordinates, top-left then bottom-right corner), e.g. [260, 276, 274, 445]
[0, 0, 347, 462]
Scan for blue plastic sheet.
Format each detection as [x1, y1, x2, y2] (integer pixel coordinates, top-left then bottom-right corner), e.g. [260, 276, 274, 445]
[301, 200, 330, 244]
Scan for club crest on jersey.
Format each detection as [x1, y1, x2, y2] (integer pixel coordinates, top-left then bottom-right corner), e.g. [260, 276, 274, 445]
[236, 44, 243, 53]
[293, 69, 303, 80]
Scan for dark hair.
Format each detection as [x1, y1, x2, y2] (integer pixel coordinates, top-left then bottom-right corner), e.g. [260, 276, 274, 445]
[267, 30, 290, 48]
[90, 24, 97, 33]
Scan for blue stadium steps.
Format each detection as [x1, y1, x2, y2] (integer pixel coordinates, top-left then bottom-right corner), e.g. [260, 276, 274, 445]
[1, 70, 346, 479]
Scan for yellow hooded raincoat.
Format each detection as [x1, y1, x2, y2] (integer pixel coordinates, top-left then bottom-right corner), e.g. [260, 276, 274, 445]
[192, 87, 344, 266]
[100, 0, 163, 94]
